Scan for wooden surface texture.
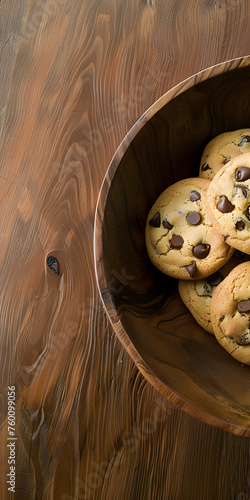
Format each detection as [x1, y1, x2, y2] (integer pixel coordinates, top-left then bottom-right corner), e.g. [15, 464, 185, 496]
[0, 1, 250, 499]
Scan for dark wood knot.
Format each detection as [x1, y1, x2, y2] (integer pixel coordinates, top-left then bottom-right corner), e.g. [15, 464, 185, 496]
[47, 256, 60, 275]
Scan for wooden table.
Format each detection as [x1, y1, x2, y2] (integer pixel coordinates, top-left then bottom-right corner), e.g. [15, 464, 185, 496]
[0, 1, 250, 499]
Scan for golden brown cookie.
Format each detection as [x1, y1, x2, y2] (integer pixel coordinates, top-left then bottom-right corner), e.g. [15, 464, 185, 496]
[207, 153, 250, 254]
[178, 253, 250, 334]
[199, 129, 250, 180]
[145, 178, 234, 280]
[210, 261, 250, 365]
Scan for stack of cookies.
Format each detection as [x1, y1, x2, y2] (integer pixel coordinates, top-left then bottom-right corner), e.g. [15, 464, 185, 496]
[145, 129, 250, 365]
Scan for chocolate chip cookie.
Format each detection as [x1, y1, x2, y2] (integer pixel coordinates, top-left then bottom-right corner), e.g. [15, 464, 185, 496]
[210, 261, 250, 365]
[145, 178, 234, 280]
[178, 253, 249, 334]
[199, 129, 250, 181]
[207, 152, 250, 254]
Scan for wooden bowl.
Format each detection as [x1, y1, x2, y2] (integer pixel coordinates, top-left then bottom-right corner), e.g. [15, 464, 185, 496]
[94, 56, 250, 437]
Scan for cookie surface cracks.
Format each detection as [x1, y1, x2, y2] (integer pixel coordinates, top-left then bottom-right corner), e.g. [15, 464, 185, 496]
[207, 153, 250, 254]
[199, 129, 250, 180]
[210, 261, 250, 365]
[178, 253, 250, 334]
[145, 177, 233, 280]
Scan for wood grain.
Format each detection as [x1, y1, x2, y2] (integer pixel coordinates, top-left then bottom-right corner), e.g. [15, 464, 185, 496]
[0, 1, 250, 499]
[0, 0, 30, 133]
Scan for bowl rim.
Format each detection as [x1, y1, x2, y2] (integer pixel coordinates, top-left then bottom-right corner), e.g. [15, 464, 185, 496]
[94, 55, 250, 437]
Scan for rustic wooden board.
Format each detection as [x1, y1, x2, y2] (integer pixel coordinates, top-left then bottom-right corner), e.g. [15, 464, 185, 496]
[0, 0, 30, 133]
[0, 1, 250, 499]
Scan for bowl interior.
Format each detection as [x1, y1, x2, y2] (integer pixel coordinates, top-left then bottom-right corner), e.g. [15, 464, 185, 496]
[95, 61, 250, 436]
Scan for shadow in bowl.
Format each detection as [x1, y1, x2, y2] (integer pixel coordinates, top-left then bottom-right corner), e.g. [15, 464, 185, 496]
[95, 57, 250, 436]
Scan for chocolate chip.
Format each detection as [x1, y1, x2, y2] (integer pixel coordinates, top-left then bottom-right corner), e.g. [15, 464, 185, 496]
[237, 184, 248, 197]
[238, 135, 250, 147]
[216, 195, 235, 213]
[193, 243, 211, 259]
[47, 256, 60, 275]
[185, 260, 197, 278]
[235, 218, 245, 231]
[237, 300, 250, 313]
[149, 212, 161, 227]
[162, 218, 173, 230]
[187, 212, 201, 225]
[207, 272, 223, 286]
[222, 235, 229, 241]
[246, 206, 250, 221]
[201, 163, 210, 171]
[190, 190, 201, 202]
[170, 235, 184, 249]
[238, 334, 250, 345]
[235, 166, 250, 182]
[219, 316, 225, 322]
[203, 283, 211, 294]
